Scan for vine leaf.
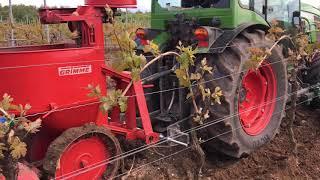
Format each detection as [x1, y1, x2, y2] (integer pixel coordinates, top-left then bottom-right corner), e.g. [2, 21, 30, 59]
[193, 108, 210, 124]
[190, 73, 201, 81]
[200, 58, 213, 74]
[0, 94, 14, 111]
[245, 47, 270, 70]
[199, 84, 211, 101]
[24, 118, 42, 134]
[267, 19, 285, 41]
[99, 89, 128, 113]
[175, 69, 191, 87]
[211, 87, 223, 105]
[87, 85, 102, 98]
[9, 136, 27, 160]
[143, 41, 160, 56]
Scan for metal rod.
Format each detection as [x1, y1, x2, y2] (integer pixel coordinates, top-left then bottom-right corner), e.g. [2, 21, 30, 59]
[8, 0, 15, 47]
[166, 137, 188, 147]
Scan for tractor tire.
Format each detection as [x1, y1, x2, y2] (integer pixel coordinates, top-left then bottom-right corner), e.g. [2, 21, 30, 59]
[43, 123, 122, 179]
[198, 29, 288, 158]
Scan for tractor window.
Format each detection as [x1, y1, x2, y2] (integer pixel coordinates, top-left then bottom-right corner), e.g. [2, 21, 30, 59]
[266, 0, 300, 25]
[157, 0, 230, 9]
[158, 0, 182, 8]
[254, 0, 265, 15]
[239, 0, 249, 8]
[239, 0, 266, 17]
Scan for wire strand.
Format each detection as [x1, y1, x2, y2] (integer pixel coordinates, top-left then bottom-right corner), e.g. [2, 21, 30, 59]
[24, 55, 295, 119]
[110, 95, 319, 180]
[54, 85, 319, 179]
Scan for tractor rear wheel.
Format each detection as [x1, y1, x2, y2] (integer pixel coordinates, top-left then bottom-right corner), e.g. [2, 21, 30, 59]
[43, 124, 122, 179]
[198, 29, 287, 158]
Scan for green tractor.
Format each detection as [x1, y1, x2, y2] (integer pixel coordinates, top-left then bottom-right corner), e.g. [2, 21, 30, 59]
[135, 0, 319, 158]
[301, 3, 320, 107]
[301, 3, 320, 43]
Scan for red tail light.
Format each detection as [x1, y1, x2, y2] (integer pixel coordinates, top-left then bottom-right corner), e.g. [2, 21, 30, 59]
[136, 28, 149, 45]
[195, 27, 209, 47]
[136, 28, 146, 39]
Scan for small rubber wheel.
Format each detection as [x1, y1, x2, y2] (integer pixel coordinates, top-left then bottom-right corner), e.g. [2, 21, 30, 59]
[43, 124, 122, 179]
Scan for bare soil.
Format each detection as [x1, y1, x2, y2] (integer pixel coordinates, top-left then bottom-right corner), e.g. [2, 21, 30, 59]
[122, 107, 320, 179]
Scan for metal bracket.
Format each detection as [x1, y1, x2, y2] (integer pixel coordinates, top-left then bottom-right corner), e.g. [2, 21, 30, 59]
[167, 124, 189, 147]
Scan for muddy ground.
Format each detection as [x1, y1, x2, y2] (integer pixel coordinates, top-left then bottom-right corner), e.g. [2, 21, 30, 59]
[122, 107, 320, 180]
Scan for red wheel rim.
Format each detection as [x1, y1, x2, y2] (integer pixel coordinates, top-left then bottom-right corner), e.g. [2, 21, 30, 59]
[55, 137, 109, 180]
[238, 62, 277, 136]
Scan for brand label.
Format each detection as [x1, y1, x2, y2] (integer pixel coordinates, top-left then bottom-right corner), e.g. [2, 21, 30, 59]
[58, 65, 92, 76]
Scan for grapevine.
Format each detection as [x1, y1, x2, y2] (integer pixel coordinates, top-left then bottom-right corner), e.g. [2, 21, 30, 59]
[246, 20, 320, 155]
[0, 94, 41, 179]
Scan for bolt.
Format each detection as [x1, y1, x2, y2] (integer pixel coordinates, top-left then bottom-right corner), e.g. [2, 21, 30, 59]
[261, 109, 265, 113]
[80, 160, 88, 168]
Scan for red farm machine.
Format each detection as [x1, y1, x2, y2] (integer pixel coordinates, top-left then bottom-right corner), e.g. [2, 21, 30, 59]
[0, 0, 160, 179]
[1, 0, 320, 179]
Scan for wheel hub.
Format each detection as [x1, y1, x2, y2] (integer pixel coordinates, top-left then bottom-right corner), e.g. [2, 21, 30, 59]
[55, 137, 109, 180]
[238, 62, 277, 136]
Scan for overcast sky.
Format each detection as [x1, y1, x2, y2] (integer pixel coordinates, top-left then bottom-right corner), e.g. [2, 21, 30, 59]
[0, 0, 319, 11]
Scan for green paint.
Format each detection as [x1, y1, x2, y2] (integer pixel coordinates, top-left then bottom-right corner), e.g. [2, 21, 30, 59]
[149, 0, 300, 48]
[301, 3, 320, 43]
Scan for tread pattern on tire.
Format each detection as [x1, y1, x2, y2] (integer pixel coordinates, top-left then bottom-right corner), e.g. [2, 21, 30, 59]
[198, 29, 288, 158]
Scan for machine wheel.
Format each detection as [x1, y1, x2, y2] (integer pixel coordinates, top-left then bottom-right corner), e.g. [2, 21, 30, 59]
[198, 29, 288, 158]
[43, 124, 122, 179]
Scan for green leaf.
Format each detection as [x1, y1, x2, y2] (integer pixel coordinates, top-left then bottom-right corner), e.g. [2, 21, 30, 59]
[175, 69, 190, 87]
[118, 96, 128, 112]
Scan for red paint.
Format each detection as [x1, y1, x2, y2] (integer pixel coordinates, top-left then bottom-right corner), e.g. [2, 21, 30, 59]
[238, 62, 277, 136]
[55, 137, 109, 180]
[85, 0, 137, 8]
[0, 163, 39, 180]
[0, 1, 158, 179]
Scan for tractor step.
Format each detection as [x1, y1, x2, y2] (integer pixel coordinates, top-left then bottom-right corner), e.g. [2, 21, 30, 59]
[167, 123, 189, 147]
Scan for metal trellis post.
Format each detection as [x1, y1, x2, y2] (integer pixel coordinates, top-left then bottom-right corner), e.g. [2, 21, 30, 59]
[9, 0, 15, 47]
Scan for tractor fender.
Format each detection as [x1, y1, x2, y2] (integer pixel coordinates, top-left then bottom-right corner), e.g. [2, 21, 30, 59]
[203, 23, 269, 54]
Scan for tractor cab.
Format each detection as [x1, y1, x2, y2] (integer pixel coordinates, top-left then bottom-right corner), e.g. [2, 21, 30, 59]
[139, 0, 301, 50]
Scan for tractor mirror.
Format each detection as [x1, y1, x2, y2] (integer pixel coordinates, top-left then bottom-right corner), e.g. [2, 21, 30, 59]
[292, 11, 301, 28]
